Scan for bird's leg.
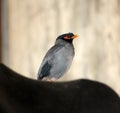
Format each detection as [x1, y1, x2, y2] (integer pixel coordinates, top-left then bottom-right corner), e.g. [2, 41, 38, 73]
[42, 77, 57, 82]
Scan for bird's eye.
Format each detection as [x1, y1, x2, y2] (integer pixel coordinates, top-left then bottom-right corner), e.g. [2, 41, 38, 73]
[64, 36, 70, 39]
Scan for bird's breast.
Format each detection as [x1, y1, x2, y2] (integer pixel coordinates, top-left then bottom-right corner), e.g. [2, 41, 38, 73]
[54, 44, 74, 67]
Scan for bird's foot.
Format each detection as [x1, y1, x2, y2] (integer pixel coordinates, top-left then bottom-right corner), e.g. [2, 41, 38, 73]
[42, 77, 57, 82]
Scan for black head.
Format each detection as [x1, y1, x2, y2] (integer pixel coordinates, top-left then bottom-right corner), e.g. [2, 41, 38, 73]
[56, 33, 78, 43]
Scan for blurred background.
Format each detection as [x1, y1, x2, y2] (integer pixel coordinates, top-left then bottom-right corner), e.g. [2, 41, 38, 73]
[0, 0, 120, 95]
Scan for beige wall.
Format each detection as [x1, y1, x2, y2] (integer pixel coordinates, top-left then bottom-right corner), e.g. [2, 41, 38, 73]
[3, 0, 120, 94]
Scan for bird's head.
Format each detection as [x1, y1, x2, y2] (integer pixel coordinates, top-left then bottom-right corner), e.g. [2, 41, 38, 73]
[56, 33, 79, 43]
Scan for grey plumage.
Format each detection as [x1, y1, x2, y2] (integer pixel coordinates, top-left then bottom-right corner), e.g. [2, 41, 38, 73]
[38, 33, 78, 81]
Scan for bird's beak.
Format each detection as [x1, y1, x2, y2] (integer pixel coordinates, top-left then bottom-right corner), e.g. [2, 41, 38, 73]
[72, 34, 79, 39]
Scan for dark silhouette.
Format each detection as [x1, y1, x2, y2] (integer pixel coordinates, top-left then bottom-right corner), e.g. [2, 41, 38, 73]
[0, 64, 120, 113]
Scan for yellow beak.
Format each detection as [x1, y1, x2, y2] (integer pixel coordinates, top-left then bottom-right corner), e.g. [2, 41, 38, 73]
[72, 34, 79, 39]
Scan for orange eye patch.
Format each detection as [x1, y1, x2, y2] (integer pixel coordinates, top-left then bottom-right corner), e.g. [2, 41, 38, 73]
[64, 36, 70, 39]
[64, 34, 79, 40]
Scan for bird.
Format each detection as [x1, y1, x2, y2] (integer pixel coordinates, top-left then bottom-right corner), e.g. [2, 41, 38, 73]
[37, 32, 78, 81]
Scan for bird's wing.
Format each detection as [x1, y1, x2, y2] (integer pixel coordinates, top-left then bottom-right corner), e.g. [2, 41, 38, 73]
[38, 61, 52, 79]
[38, 45, 64, 79]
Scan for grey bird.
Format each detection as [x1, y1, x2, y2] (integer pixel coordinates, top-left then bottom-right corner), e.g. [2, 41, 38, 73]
[38, 33, 78, 81]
